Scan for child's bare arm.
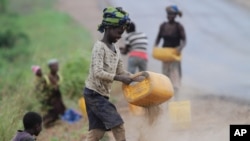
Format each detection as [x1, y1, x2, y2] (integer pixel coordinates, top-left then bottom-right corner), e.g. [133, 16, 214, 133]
[114, 74, 132, 85]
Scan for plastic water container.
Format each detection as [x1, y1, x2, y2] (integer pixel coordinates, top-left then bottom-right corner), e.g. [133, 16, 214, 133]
[122, 71, 174, 107]
[168, 100, 191, 129]
[129, 104, 144, 115]
[152, 47, 181, 62]
[78, 97, 87, 118]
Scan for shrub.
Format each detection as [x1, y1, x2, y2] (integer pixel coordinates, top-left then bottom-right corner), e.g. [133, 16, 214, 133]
[61, 57, 90, 99]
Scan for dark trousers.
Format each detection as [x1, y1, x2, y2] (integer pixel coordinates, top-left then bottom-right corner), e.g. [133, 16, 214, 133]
[43, 89, 66, 127]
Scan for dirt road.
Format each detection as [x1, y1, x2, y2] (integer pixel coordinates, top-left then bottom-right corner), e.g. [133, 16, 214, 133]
[37, 0, 250, 141]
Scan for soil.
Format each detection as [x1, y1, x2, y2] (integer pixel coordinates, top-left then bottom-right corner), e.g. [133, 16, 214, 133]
[38, 0, 250, 141]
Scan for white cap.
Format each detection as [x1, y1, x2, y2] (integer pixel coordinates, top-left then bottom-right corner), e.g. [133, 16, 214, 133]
[48, 58, 58, 66]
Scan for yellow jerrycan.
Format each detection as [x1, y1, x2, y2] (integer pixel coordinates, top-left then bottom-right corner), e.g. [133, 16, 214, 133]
[168, 100, 191, 129]
[128, 103, 145, 116]
[152, 47, 181, 62]
[122, 71, 174, 107]
[78, 97, 87, 119]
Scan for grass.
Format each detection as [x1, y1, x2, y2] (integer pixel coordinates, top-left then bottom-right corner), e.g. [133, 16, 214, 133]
[0, 0, 92, 140]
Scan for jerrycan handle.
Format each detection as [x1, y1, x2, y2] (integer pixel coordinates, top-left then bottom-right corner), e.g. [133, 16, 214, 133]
[130, 71, 149, 83]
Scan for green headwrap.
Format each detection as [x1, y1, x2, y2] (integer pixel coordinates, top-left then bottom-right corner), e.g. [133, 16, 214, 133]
[98, 7, 131, 33]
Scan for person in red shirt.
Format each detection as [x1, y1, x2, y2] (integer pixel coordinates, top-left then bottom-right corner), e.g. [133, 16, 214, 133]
[121, 22, 148, 74]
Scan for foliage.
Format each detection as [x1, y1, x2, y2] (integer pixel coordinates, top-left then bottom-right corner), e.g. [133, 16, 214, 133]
[0, 82, 40, 140]
[0, 14, 29, 48]
[0, 0, 92, 140]
[61, 57, 90, 99]
[0, 0, 8, 13]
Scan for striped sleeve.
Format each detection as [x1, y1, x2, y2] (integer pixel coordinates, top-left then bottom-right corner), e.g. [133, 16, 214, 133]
[125, 32, 148, 51]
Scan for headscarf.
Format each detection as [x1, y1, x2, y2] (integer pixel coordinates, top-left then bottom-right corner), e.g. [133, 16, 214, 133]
[31, 65, 41, 74]
[166, 5, 182, 17]
[98, 7, 131, 33]
[48, 58, 58, 66]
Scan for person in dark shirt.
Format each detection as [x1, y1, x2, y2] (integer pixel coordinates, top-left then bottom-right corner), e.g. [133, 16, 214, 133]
[12, 112, 42, 141]
[154, 5, 186, 97]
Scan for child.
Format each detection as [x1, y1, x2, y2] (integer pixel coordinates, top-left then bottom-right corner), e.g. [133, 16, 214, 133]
[43, 59, 66, 128]
[32, 65, 46, 92]
[12, 112, 42, 141]
[31, 65, 48, 112]
[121, 22, 148, 74]
[83, 7, 132, 141]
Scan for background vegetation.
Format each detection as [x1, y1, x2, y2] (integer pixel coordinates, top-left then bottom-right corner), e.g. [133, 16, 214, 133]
[0, 0, 92, 140]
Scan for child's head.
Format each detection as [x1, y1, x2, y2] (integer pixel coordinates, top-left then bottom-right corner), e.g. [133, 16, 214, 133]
[48, 59, 59, 73]
[126, 22, 135, 33]
[98, 7, 131, 43]
[31, 65, 42, 76]
[23, 112, 42, 136]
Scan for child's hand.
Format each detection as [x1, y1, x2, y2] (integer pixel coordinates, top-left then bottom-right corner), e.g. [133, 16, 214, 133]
[132, 76, 146, 82]
[114, 75, 133, 85]
[131, 71, 148, 82]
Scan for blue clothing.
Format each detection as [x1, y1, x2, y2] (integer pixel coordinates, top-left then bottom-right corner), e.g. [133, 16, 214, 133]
[61, 108, 82, 124]
[83, 87, 124, 130]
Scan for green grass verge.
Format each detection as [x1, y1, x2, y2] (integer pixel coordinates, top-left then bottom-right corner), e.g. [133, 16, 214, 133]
[0, 0, 92, 140]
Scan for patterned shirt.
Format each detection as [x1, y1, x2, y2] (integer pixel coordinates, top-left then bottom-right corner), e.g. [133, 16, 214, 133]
[85, 40, 130, 97]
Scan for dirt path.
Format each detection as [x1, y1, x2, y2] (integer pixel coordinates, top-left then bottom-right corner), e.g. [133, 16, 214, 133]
[38, 0, 250, 141]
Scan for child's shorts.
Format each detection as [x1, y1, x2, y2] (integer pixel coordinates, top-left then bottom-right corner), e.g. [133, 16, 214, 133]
[83, 87, 124, 130]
